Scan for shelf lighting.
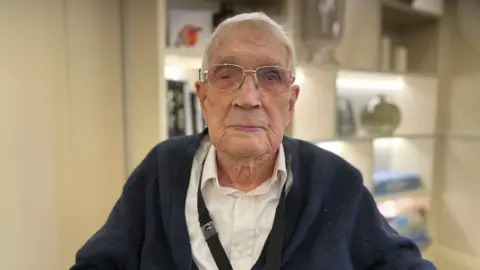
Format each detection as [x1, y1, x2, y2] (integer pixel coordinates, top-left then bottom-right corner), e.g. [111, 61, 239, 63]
[373, 137, 405, 148]
[316, 140, 344, 153]
[164, 66, 185, 81]
[336, 70, 405, 91]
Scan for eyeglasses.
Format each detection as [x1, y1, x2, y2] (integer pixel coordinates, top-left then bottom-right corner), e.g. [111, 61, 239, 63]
[202, 63, 295, 92]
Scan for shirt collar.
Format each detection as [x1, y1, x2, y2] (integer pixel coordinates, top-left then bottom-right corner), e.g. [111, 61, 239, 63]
[200, 142, 288, 193]
[200, 144, 219, 191]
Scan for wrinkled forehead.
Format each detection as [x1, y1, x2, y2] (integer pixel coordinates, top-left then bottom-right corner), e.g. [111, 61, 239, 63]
[209, 25, 290, 69]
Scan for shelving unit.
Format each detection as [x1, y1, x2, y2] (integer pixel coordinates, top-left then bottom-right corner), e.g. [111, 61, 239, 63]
[160, 0, 444, 262]
[300, 66, 438, 258]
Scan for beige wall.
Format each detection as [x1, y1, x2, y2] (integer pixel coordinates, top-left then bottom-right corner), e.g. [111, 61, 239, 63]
[122, 0, 167, 173]
[0, 1, 126, 269]
[435, 0, 480, 269]
[0, 1, 64, 269]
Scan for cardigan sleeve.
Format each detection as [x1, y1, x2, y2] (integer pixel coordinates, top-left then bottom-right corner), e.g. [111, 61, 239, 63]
[69, 170, 147, 270]
[350, 177, 437, 269]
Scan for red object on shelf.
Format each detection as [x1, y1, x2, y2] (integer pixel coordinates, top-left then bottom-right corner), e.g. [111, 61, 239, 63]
[175, 25, 202, 48]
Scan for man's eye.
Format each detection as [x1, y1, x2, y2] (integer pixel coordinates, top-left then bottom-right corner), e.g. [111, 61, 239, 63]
[264, 72, 281, 81]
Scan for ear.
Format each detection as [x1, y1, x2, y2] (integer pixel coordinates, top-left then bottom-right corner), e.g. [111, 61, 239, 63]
[195, 81, 208, 119]
[288, 84, 300, 113]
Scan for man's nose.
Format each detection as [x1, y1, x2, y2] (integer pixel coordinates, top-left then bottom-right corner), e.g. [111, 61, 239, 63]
[233, 73, 261, 109]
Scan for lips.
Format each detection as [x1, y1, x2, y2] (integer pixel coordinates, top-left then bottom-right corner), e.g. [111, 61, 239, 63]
[230, 125, 265, 132]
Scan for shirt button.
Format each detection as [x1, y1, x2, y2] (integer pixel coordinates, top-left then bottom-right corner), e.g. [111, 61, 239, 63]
[237, 245, 252, 255]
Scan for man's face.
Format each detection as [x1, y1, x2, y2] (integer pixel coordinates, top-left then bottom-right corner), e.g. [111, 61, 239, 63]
[196, 24, 300, 158]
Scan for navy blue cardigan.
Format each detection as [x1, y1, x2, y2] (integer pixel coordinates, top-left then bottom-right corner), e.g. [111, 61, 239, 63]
[71, 131, 436, 270]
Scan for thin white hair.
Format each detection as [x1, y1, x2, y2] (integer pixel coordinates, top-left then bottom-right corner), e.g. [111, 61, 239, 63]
[201, 12, 297, 76]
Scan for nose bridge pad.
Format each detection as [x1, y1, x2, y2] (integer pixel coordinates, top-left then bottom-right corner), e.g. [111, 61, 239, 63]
[241, 70, 258, 88]
[251, 71, 259, 87]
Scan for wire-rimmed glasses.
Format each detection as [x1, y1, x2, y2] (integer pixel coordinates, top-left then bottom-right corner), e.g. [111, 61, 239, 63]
[202, 63, 295, 92]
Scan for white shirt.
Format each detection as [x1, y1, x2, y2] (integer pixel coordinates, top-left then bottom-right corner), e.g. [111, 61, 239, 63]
[185, 137, 292, 270]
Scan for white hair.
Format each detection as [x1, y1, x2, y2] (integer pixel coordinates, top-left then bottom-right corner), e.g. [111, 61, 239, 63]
[201, 12, 297, 76]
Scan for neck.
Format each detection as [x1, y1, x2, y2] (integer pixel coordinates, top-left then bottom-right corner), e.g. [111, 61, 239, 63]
[216, 151, 277, 193]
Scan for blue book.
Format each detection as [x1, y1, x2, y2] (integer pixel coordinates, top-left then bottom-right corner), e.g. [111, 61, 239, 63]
[373, 170, 422, 195]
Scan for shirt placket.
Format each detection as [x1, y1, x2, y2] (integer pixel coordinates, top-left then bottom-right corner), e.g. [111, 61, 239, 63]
[230, 194, 256, 269]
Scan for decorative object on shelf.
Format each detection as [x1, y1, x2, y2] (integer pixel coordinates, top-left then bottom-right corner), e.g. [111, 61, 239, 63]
[360, 94, 401, 136]
[174, 25, 202, 48]
[393, 45, 408, 72]
[336, 98, 356, 136]
[213, 1, 237, 29]
[386, 210, 431, 249]
[380, 35, 392, 71]
[302, 0, 345, 66]
[372, 170, 422, 196]
[168, 10, 213, 48]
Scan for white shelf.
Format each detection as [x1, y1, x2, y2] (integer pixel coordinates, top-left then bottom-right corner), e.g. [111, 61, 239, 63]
[164, 47, 203, 70]
[314, 133, 437, 143]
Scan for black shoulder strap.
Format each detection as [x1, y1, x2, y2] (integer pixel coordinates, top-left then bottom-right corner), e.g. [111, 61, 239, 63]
[197, 179, 234, 270]
[197, 154, 286, 270]
[265, 187, 286, 270]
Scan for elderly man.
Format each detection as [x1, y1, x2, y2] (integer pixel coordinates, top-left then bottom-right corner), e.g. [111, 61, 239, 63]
[71, 12, 436, 270]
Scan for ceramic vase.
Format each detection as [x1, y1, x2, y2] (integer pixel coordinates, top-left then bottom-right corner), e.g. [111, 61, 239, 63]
[360, 94, 401, 136]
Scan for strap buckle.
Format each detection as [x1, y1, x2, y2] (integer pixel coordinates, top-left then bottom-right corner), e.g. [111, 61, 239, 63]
[200, 221, 217, 240]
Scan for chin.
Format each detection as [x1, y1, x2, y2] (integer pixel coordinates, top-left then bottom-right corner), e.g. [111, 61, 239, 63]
[224, 133, 270, 157]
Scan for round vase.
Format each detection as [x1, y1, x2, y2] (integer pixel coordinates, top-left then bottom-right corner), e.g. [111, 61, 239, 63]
[360, 94, 401, 136]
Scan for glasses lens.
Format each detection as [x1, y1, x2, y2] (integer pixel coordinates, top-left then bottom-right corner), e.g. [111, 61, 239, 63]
[256, 67, 292, 90]
[207, 64, 244, 90]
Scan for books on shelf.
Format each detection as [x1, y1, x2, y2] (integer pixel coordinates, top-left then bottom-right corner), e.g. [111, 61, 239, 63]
[167, 79, 205, 138]
[372, 170, 422, 196]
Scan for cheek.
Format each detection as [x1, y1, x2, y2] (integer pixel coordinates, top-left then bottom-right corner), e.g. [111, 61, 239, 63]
[264, 97, 291, 128]
[205, 95, 232, 125]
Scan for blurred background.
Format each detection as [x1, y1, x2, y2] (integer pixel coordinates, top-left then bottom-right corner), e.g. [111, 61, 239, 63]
[1, 0, 479, 269]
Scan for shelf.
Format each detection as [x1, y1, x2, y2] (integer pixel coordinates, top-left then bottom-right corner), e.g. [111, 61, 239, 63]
[298, 64, 438, 81]
[165, 47, 204, 70]
[443, 130, 480, 140]
[381, 0, 441, 30]
[292, 65, 439, 142]
[314, 133, 437, 143]
[335, 84, 439, 138]
[375, 188, 429, 203]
